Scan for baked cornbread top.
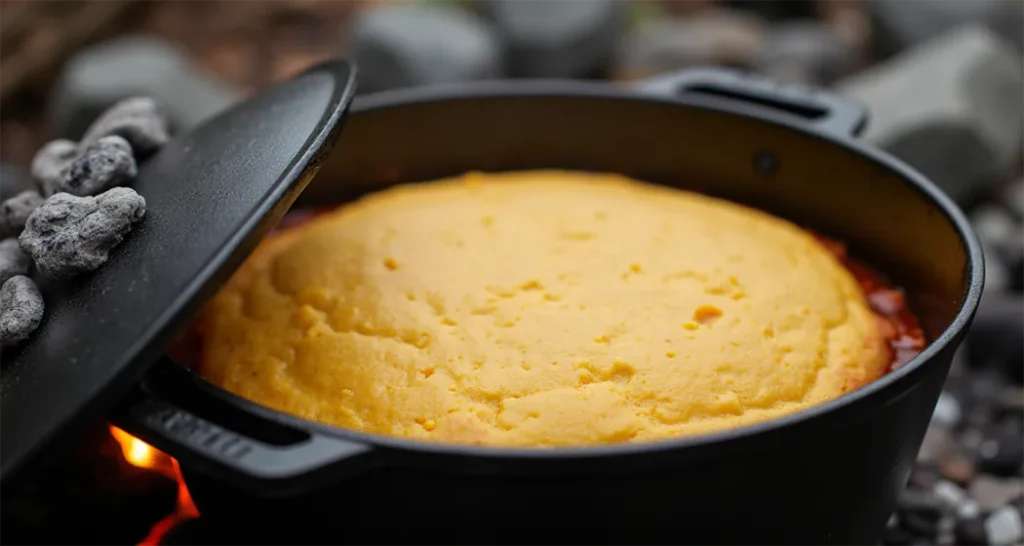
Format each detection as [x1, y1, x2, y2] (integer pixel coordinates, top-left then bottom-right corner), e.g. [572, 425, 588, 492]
[199, 170, 889, 447]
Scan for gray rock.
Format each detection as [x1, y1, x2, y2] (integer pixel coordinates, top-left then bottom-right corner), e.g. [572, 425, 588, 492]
[932, 391, 964, 427]
[868, 0, 1024, 57]
[57, 136, 137, 197]
[957, 500, 982, 521]
[754, 20, 856, 84]
[970, 476, 1024, 511]
[0, 239, 32, 286]
[348, 4, 502, 94]
[19, 188, 146, 279]
[986, 505, 1024, 545]
[934, 480, 969, 509]
[31, 139, 77, 196]
[52, 35, 237, 142]
[479, 0, 627, 78]
[0, 190, 45, 239]
[78, 97, 169, 157]
[0, 275, 44, 349]
[836, 25, 1024, 204]
[617, 8, 768, 79]
[970, 205, 1024, 297]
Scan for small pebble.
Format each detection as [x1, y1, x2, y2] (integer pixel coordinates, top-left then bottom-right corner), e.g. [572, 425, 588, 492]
[30, 140, 77, 196]
[0, 190, 45, 238]
[79, 96, 169, 157]
[985, 506, 1023, 545]
[933, 391, 964, 427]
[0, 239, 31, 286]
[18, 188, 146, 279]
[958, 500, 982, 521]
[939, 453, 976, 485]
[970, 476, 1024, 511]
[935, 480, 968, 509]
[56, 136, 136, 197]
[0, 275, 44, 349]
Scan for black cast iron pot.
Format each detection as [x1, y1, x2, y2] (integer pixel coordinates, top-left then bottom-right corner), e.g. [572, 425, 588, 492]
[4, 62, 983, 545]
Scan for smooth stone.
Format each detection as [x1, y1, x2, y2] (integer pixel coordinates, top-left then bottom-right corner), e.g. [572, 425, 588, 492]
[985, 506, 1024, 545]
[478, 0, 627, 78]
[615, 8, 768, 79]
[933, 391, 964, 427]
[868, 0, 1024, 58]
[348, 4, 502, 94]
[51, 35, 238, 141]
[940, 452, 977, 486]
[935, 480, 969, 509]
[753, 20, 856, 84]
[836, 25, 1024, 205]
[970, 476, 1024, 511]
[958, 500, 983, 521]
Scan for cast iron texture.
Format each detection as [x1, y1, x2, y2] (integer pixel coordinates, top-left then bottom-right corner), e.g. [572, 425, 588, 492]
[113, 67, 983, 544]
[0, 60, 358, 481]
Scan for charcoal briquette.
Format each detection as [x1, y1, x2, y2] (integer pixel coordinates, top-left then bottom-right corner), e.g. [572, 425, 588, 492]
[79, 97, 169, 157]
[0, 275, 44, 349]
[56, 136, 136, 197]
[19, 187, 146, 279]
[0, 190, 45, 238]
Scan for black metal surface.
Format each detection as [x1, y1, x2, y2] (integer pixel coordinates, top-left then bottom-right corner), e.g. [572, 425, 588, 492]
[108, 67, 983, 543]
[0, 60, 358, 481]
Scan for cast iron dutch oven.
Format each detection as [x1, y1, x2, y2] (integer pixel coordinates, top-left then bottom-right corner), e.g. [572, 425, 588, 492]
[0, 60, 983, 544]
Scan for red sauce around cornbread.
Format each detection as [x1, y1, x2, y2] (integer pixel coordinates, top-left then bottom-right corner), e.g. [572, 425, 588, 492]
[273, 208, 927, 374]
[814, 235, 926, 372]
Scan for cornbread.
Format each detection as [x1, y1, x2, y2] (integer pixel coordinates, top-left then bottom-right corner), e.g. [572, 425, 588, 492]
[199, 171, 891, 447]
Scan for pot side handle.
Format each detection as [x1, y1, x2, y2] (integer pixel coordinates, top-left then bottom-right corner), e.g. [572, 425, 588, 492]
[110, 357, 372, 493]
[635, 67, 868, 138]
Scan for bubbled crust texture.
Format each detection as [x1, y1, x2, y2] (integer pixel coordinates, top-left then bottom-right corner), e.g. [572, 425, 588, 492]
[199, 171, 890, 447]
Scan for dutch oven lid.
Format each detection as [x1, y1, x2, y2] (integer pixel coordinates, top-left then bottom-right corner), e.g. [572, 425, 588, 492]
[0, 60, 358, 480]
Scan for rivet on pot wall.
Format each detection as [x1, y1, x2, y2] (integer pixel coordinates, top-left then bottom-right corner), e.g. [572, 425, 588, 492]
[753, 151, 779, 174]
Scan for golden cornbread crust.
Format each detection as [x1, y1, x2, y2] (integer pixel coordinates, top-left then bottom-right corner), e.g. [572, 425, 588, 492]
[199, 171, 890, 447]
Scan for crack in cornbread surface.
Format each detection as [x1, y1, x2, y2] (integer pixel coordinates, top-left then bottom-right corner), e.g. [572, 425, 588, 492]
[199, 171, 890, 447]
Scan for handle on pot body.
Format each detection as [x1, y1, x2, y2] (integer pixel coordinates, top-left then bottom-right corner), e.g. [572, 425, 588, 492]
[110, 357, 372, 495]
[636, 67, 868, 138]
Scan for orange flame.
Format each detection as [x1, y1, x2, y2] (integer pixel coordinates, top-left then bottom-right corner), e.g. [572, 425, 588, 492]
[109, 426, 200, 545]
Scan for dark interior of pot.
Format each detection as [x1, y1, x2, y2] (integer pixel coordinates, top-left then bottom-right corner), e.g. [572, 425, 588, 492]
[298, 92, 971, 343]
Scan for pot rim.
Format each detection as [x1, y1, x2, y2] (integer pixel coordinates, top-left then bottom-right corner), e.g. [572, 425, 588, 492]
[187, 78, 986, 460]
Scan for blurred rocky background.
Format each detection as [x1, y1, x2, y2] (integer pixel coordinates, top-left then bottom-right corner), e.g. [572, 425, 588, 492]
[0, 1, 1021, 544]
